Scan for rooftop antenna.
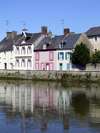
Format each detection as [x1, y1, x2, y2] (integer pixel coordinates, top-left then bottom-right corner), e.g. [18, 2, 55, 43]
[5, 20, 9, 32]
[20, 21, 27, 29]
[61, 19, 64, 34]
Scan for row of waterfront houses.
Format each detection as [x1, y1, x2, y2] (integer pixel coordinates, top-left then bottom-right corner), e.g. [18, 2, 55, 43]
[0, 26, 99, 71]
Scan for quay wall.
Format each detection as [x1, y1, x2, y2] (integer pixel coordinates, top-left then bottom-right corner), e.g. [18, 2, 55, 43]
[0, 69, 100, 79]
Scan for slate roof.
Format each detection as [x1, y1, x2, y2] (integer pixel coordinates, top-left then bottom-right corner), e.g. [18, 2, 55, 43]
[35, 35, 64, 51]
[15, 33, 42, 46]
[0, 34, 21, 52]
[35, 33, 81, 51]
[62, 33, 81, 49]
[86, 26, 100, 37]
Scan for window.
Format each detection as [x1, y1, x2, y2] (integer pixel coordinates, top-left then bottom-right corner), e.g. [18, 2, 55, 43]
[22, 47, 25, 54]
[22, 59, 25, 67]
[68, 52, 70, 59]
[58, 52, 64, 60]
[16, 60, 19, 67]
[49, 52, 53, 61]
[16, 47, 19, 54]
[65, 52, 71, 60]
[94, 36, 98, 44]
[28, 47, 31, 54]
[35, 52, 39, 61]
[50, 63, 53, 70]
[4, 52, 6, 58]
[10, 63, 13, 69]
[41, 63, 44, 70]
[94, 49, 98, 52]
[43, 44, 46, 49]
[11, 51, 12, 58]
[59, 43, 63, 49]
[35, 63, 39, 70]
[28, 59, 31, 68]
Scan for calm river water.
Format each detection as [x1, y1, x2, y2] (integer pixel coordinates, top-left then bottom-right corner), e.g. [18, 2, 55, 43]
[0, 80, 100, 133]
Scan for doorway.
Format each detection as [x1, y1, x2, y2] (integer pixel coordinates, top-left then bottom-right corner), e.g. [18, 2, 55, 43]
[4, 63, 7, 69]
[59, 63, 62, 70]
[46, 63, 49, 70]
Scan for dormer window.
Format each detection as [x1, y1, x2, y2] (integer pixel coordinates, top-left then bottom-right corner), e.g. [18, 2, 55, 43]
[59, 43, 63, 49]
[59, 40, 66, 49]
[43, 44, 47, 49]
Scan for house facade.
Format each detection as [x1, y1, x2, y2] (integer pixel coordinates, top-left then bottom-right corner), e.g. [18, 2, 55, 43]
[86, 26, 100, 52]
[34, 35, 64, 70]
[13, 27, 47, 70]
[35, 32, 94, 71]
[0, 31, 20, 69]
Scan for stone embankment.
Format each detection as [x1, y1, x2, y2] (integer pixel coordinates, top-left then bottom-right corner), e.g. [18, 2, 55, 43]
[0, 69, 100, 82]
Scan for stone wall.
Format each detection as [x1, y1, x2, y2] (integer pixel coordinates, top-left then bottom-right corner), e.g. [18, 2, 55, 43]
[86, 63, 100, 71]
[0, 69, 100, 79]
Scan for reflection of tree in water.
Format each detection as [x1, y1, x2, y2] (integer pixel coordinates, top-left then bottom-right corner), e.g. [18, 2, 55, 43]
[71, 92, 90, 117]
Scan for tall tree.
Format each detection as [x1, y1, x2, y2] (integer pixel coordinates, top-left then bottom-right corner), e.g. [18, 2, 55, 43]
[71, 42, 90, 66]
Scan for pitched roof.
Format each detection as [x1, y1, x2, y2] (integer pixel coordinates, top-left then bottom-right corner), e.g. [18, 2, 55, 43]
[15, 32, 42, 46]
[62, 33, 81, 49]
[35, 35, 64, 50]
[0, 35, 21, 52]
[86, 26, 100, 37]
[26, 33, 42, 43]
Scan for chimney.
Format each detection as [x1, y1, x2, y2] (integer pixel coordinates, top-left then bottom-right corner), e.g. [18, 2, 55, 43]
[41, 26, 47, 35]
[6, 32, 12, 39]
[64, 28, 70, 36]
[12, 31, 17, 39]
[48, 30, 52, 36]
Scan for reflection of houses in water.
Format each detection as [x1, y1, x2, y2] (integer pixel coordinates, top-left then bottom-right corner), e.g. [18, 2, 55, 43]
[56, 90, 71, 114]
[0, 83, 72, 116]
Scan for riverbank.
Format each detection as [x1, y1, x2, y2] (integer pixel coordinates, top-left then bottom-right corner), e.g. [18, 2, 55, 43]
[0, 70, 100, 83]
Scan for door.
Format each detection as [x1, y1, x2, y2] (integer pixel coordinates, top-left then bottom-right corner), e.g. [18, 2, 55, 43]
[59, 63, 62, 70]
[4, 63, 7, 69]
[46, 64, 49, 70]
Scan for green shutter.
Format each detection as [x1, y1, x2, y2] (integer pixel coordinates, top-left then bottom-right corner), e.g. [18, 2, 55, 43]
[65, 52, 67, 60]
[58, 52, 59, 60]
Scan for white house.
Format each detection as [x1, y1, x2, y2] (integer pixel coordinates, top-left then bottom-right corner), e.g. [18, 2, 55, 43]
[13, 27, 47, 70]
[0, 31, 20, 69]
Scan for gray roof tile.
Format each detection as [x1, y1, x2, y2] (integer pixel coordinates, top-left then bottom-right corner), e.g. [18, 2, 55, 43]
[35, 35, 64, 50]
[0, 35, 21, 52]
[62, 33, 81, 49]
[86, 26, 100, 36]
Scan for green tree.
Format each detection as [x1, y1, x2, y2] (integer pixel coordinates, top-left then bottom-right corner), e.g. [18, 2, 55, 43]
[91, 51, 100, 65]
[71, 42, 90, 66]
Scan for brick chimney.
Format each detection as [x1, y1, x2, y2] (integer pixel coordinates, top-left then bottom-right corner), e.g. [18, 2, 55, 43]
[41, 26, 47, 35]
[64, 28, 70, 36]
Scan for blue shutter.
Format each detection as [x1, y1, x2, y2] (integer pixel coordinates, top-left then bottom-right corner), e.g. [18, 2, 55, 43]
[67, 63, 70, 69]
[65, 52, 67, 60]
[58, 52, 59, 60]
[62, 52, 64, 60]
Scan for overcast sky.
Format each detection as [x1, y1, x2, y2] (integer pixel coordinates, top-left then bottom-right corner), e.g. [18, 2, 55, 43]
[0, 0, 100, 41]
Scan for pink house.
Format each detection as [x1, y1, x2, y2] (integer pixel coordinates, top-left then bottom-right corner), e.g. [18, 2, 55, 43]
[34, 35, 64, 70]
